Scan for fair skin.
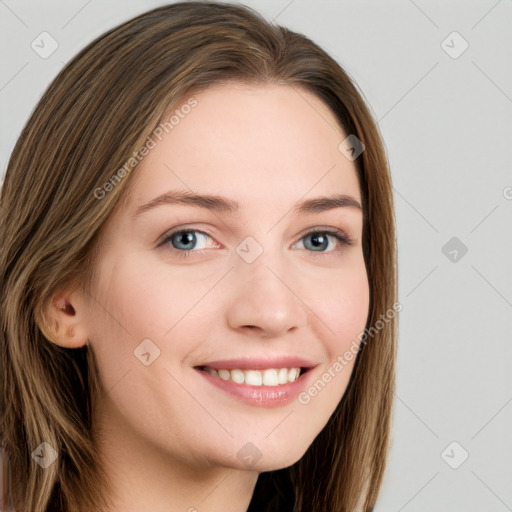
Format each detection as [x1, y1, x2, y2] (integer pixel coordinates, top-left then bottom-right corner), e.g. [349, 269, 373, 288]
[46, 82, 369, 512]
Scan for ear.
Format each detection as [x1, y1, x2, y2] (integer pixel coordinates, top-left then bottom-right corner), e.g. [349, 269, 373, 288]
[36, 286, 89, 349]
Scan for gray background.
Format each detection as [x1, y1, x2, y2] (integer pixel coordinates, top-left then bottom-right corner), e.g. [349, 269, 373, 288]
[1, 1, 511, 510]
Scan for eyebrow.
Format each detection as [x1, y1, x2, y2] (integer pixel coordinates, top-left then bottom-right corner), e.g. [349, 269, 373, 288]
[134, 189, 362, 217]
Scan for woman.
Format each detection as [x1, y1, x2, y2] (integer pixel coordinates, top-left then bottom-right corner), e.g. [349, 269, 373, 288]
[0, 2, 398, 511]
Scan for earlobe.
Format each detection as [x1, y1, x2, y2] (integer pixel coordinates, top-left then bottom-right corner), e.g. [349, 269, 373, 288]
[36, 289, 89, 349]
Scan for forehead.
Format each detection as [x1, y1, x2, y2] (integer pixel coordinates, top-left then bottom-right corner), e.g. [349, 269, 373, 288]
[127, 82, 361, 213]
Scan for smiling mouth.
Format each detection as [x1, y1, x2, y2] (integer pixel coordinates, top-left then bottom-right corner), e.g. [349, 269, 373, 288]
[195, 366, 310, 386]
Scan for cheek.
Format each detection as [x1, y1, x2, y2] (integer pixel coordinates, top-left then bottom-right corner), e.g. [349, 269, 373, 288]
[84, 252, 172, 390]
[293, 262, 369, 426]
[85, 252, 212, 380]
[91, 252, 188, 335]
[316, 259, 370, 354]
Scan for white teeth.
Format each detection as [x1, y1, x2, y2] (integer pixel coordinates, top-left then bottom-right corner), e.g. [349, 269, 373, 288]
[217, 369, 230, 380]
[244, 370, 262, 386]
[230, 369, 245, 384]
[288, 368, 300, 383]
[205, 367, 219, 377]
[262, 369, 278, 386]
[278, 368, 288, 384]
[203, 367, 302, 386]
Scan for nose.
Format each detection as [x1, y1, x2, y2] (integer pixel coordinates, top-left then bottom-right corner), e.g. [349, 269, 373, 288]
[225, 245, 309, 338]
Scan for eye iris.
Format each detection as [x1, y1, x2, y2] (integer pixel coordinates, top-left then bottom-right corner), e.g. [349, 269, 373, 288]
[173, 231, 196, 250]
[306, 233, 328, 251]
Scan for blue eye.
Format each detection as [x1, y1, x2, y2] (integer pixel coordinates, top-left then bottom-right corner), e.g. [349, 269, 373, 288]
[294, 229, 352, 253]
[166, 230, 213, 251]
[160, 227, 353, 259]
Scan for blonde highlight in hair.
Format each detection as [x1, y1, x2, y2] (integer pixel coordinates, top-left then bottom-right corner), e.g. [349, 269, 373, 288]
[1, 2, 397, 510]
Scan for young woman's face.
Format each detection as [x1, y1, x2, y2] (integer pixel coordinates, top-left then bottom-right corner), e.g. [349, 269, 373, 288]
[81, 82, 369, 473]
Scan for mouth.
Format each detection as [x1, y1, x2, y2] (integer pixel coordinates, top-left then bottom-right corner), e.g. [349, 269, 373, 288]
[193, 357, 318, 407]
[194, 365, 312, 387]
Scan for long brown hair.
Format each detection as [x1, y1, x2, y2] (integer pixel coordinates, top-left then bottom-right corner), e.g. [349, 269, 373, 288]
[0, 2, 397, 510]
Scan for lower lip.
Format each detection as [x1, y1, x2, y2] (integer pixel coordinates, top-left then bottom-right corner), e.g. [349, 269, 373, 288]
[195, 368, 314, 408]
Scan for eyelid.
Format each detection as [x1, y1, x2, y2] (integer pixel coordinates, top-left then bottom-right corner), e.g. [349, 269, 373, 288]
[157, 224, 218, 247]
[295, 226, 354, 246]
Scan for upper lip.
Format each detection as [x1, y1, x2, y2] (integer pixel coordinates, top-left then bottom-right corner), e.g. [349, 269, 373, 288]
[194, 356, 318, 371]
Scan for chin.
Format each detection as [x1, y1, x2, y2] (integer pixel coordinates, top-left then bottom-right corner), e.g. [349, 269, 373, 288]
[234, 443, 309, 473]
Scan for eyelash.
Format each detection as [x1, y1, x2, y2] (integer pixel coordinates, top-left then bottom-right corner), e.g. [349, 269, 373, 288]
[159, 226, 354, 259]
